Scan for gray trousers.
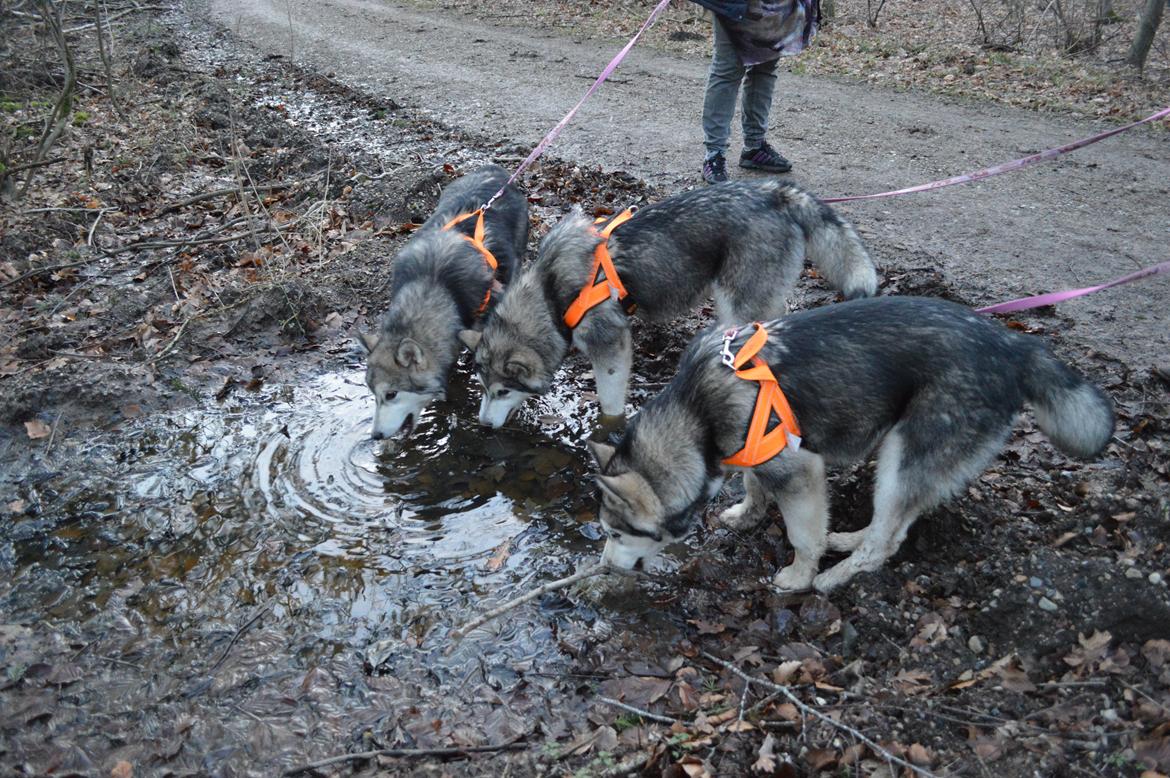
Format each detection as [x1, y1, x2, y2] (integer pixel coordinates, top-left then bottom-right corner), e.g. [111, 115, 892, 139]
[702, 16, 779, 159]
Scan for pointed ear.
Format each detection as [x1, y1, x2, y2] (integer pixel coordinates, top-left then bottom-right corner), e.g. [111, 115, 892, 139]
[595, 474, 629, 510]
[355, 330, 379, 355]
[587, 440, 616, 471]
[504, 359, 530, 380]
[396, 338, 424, 368]
[458, 329, 482, 351]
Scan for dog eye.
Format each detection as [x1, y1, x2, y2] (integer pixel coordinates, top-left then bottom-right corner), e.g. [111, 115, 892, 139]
[496, 388, 510, 398]
[384, 390, 398, 401]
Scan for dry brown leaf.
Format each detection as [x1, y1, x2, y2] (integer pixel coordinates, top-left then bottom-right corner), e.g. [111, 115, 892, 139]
[772, 660, 802, 685]
[24, 419, 51, 439]
[485, 540, 511, 572]
[752, 733, 777, 773]
[110, 761, 133, 778]
[907, 743, 933, 766]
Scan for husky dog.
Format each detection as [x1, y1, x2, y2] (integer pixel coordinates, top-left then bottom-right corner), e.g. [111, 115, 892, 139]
[460, 180, 877, 427]
[587, 296, 1114, 592]
[357, 165, 528, 438]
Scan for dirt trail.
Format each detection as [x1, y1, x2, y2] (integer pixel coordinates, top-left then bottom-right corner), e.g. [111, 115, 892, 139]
[201, 0, 1170, 367]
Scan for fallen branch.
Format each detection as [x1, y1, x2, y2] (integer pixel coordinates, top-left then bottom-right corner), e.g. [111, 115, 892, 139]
[0, 258, 95, 289]
[447, 561, 614, 648]
[700, 651, 939, 778]
[62, 5, 169, 34]
[283, 737, 527, 776]
[157, 176, 319, 214]
[597, 696, 681, 726]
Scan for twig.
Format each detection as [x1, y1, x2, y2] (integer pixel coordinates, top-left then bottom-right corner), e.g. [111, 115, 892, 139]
[62, 5, 168, 34]
[447, 562, 614, 647]
[157, 178, 315, 213]
[44, 411, 63, 455]
[147, 317, 191, 363]
[0, 258, 94, 289]
[209, 598, 274, 673]
[282, 737, 527, 776]
[597, 696, 681, 726]
[700, 651, 939, 778]
[4, 156, 68, 176]
[86, 207, 112, 246]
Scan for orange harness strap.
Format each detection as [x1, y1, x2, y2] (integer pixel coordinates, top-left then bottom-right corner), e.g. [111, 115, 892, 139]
[443, 209, 499, 315]
[563, 208, 637, 329]
[721, 323, 802, 468]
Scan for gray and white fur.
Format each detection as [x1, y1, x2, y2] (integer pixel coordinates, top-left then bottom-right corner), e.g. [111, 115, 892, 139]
[588, 296, 1114, 592]
[357, 165, 528, 438]
[461, 179, 877, 427]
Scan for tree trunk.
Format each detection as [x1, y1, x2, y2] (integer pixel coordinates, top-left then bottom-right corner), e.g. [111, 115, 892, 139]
[1127, 0, 1165, 70]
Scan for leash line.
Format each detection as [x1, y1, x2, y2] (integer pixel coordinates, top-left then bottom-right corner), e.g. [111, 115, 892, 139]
[823, 104, 1170, 204]
[976, 259, 1170, 315]
[480, 0, 673, 211]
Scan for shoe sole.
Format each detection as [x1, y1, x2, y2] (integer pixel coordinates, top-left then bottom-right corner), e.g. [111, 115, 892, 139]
[739, 159, 792, 173]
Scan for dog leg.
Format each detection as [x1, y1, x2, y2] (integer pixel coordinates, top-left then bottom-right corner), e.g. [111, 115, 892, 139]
[826, 529, 866, 552]
[715, 471, 767, 530]
[591, 330, 633, 417]
[763, 451, 829, 592]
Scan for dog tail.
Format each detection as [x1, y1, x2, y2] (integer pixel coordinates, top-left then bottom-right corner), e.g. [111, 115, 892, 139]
[783, 187, 878, 300]
[1021, 342, 1114, 458]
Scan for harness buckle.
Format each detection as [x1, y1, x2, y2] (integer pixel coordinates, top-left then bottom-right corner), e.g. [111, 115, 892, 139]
[720, 327, 740, 368]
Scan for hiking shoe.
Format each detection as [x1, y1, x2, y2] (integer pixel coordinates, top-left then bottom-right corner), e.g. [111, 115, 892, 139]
[702, 153, 728, 184]
[740, 142, 792, 173]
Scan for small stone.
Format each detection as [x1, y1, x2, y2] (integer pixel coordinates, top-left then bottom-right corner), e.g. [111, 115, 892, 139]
[1029, 577, 1043, 588]
[1125, 567, 1144, 580]
[968, 635, 986, 654]
[1150, 572, 1164, 585]
[1101, 708, 1119, 722]
[1038, 597, 1058, 612]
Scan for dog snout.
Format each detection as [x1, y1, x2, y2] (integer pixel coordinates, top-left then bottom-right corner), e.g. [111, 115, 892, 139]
[370, 430, 385, 440]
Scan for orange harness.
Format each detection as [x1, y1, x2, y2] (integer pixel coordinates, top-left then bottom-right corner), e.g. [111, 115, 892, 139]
[563, 208, 637, 329]
[721, 323, 802, 468]
[443, 209, 499, 315]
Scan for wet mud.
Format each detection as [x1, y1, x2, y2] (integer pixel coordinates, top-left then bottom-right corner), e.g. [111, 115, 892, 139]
[2, 5, 1169, 778]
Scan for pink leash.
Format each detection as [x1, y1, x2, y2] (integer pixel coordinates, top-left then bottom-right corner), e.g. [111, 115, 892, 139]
[823, 104, 1170, 204]
[975, 260, 1170, 314]
[481, 0, 674, 211]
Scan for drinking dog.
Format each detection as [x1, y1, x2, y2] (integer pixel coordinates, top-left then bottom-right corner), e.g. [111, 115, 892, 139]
[357, 165, 528, 438]
[587, 296, 1114, 592]
[460, 179, 877, 427]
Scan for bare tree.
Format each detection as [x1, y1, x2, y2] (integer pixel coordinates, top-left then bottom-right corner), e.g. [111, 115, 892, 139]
[1127, 0, 1165, 70]
[22, 0, 76, 196]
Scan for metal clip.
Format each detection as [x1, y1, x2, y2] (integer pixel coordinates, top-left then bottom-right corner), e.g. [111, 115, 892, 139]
[720, 327, 739, 368]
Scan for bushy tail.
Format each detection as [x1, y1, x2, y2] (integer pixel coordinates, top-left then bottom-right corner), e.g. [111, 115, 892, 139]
[785, 187, 878, 300]
[1022, 342, 1114, 458]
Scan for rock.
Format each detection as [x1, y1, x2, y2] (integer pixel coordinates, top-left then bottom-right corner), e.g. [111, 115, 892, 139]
[1038, 596, 1058, 612]
[1150, 572, 1164, 585]
[1125, 567, 1144, 580]
[1029, 577, 1043, 588]
[968, 635, 986, 654]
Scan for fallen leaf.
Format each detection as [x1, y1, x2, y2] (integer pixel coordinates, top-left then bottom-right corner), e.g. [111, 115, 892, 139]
[485, 540, 511, 572]
[111, 761, 133, 778]
[24, 419, 51, 439]
[753, 733, 777, 773]
[908, 743, 933, 766]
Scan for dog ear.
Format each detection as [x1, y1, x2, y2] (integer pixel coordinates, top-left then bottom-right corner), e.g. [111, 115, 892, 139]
[504, 359, 530, 380]
[396, 338, 424, 368]
[355, 330, 379, 355]
[595, 474, 629, 511]
[458, 329, 482, 351]
[587, 440, 616, 470]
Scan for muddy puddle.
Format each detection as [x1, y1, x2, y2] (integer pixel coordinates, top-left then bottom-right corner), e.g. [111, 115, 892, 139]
[1, 355, 697, 771]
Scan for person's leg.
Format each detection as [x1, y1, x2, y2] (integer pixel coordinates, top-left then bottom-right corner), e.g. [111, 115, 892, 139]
[701, 16, 745, 161]
[738, 54, 792, 173]
[740, 57, 779, 151]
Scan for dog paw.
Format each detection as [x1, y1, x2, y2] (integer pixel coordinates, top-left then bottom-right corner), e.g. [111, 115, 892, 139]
[812, 566, 852, 593]
[716, 501, 762, 531]
[771, 564, 814, 592]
